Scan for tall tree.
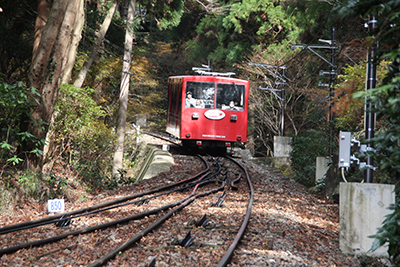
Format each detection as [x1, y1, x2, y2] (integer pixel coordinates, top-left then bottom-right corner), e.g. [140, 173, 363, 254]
[111, 0, 185, 177]
[62, 0, 85, 84]
[112, 0, 136, 178]
[74, 0, 119, 87]
[26, 0, 84, 172]
[185, 0, 302, 68]
[33, 0, 53, 62]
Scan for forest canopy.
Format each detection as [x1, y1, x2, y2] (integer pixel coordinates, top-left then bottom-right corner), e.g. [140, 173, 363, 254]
[0, 0, 399, 188]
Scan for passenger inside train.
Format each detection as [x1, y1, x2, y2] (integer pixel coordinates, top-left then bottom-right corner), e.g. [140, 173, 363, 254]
[186, 92, 196, 107]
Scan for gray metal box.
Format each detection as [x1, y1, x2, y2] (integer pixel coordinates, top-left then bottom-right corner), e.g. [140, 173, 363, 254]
[339, 131, 351, 168]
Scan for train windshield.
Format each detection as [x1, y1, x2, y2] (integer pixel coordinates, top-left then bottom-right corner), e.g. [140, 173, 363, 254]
[216, 83, 245, 111]
[186, 81, 215, 108]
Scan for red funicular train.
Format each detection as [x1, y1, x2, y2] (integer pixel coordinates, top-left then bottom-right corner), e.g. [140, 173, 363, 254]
[166, 67, 249, 152]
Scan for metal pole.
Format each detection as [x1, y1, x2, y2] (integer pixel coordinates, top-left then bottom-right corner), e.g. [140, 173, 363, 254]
[365, 16, 377, 183]
[281, 68, 285, 136]
[329, 27, 336, 157]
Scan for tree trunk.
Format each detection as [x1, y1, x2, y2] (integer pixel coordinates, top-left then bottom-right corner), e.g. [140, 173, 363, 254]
[32, 0, 53, 61]
[73, 0, 119, 88]
[27, 0, 82, 172]
[62, 0, 85, 84]
[42, 0, 84, 164]
[112, 0, 136, 178]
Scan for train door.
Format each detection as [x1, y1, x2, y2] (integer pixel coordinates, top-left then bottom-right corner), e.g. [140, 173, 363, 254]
[166, 78, 182, 137]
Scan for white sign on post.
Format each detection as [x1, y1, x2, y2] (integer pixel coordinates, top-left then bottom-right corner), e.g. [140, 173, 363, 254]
[47, 199, 65, 213]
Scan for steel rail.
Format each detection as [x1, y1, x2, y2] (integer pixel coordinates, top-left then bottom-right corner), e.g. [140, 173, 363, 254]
[217, 156, 254, 267]
[0, 177, 223, 256]
[0, 177, 211, 235]
[0, 155, 209, 235]
[88, 180, 227, 267]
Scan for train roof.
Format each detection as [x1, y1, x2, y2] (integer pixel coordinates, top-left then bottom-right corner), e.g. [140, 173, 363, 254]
[168, 75, 249, 83]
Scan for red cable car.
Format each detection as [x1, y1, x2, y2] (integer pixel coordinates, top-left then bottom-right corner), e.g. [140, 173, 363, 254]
[166, 71, 249, 152]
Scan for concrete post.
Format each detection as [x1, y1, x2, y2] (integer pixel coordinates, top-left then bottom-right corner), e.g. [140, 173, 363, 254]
[340, 182, 395, 256]
[316, 157, 329, 183]
[273, 136, 292, 166]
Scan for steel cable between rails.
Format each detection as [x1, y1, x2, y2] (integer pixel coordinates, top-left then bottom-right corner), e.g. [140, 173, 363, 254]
[0, 154, 210, 235]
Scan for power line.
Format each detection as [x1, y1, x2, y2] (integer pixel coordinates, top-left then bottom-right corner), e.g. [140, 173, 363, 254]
[291, 27, 338, 156]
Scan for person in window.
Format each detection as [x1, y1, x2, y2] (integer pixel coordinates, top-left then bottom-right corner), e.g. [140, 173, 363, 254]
[223, 101, 238, 110]
[194, 99, 205, 108]
[228, 101, 237, 110]
[186, 92, 196, 107]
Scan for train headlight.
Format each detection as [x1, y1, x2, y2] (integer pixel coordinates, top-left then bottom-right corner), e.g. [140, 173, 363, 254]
[230, 115, 237, 121]
[192, 113, 199, 119]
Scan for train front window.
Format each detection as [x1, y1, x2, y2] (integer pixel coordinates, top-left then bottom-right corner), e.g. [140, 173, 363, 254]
[216, 83, 245, 111]
[186, 81, 215, 108]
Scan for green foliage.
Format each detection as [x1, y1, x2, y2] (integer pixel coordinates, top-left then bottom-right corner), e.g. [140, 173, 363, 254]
[51, 84, 115, 190]
[16, 171, 46, 200]
[290, 129, 330, 187]
[47, 173, 68, 199]
[369, 204, 400, 265]
[54, 84, 106, 145]
[154, 0, 184, 30]
[141, 0, 185, 30]
[104, 169, 137, 190]
[0, 78, 44, 173]
[334, 62, 390, 131]
[184, 0, 337, 67]
[0, 171, 67, 202]
[353, 74, 400, 187]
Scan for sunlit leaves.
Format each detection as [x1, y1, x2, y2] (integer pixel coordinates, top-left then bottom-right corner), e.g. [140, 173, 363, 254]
[6, 155, 23, 166]
[333, 61, 390, 131]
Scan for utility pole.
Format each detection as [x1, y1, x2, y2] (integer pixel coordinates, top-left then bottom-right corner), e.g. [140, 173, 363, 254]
[249, 62, 287, 136]
[364, 17, 377, 183]
[329, 28, 337, 157]
[291, 28, 338, 156]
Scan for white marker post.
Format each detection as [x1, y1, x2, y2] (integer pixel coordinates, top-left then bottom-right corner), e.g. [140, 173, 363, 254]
[47, 199, 65, 213]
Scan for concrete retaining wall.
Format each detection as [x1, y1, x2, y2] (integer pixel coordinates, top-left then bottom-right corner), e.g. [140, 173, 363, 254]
[135, 146, 174, 181]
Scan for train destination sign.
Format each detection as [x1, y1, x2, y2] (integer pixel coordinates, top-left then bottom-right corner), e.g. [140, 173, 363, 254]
[204, 110, 225, 120]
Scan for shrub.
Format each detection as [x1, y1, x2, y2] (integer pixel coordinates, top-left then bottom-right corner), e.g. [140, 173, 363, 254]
[48, 84, 116, 190]
[290, 129, 330, 187]
[370, 203, 400, 265]
[0, 78, 43, 174]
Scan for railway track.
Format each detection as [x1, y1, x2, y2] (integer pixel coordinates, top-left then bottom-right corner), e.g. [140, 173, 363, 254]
[0, 139, 254, 266]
